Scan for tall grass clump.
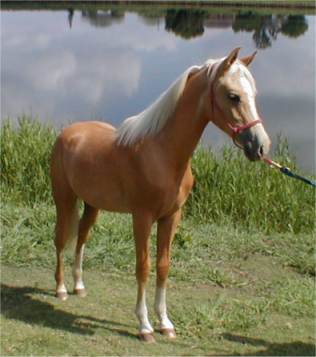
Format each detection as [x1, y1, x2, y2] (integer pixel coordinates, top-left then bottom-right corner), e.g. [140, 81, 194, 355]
[1, 117, 56, 205]
[186, 142, 315, 233]
[1, 118, 315, 233]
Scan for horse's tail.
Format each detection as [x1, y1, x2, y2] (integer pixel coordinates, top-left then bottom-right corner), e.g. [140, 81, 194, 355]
[51, 135, 79, 252]
[63, 201, 79, 251]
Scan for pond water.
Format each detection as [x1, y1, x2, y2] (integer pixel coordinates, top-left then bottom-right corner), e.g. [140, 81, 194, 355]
[1, 5, 315, 172]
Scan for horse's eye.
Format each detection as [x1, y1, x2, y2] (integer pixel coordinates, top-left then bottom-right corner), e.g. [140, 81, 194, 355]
[228, 93, 240, 103]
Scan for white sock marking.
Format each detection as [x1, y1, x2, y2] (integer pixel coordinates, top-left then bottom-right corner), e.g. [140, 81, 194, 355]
[73, 244, 86, 291]
[57, 284, 67, 294]
[135, 291, 154, 334]
[155, 287, 174, 330]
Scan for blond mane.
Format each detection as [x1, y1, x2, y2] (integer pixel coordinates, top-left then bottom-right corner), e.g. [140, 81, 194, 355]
[115, 57, 256, 146]
[115, 65, 202, 146]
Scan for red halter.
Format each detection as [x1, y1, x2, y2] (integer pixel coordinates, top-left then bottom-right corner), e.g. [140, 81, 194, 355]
[208, 64, 263, 147]
[227, 119, 263, 139]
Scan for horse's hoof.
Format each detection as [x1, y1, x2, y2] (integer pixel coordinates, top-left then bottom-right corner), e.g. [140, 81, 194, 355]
[56, 291, 68, 301]
[139, 333, 156, 343]
[160, 328, 176, 339]
[74, 288, 87, 297]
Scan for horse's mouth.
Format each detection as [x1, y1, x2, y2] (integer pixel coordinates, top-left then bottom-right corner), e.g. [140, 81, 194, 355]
[243, 141, 265, 162]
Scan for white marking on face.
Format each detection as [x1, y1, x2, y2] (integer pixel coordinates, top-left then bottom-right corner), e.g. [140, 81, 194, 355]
[154, 287, 174, 330]
[239, 75, 260, 121]
[229, 62, 271, 155]
[135, 291, 154, 334]
[229, 63, 259, 120]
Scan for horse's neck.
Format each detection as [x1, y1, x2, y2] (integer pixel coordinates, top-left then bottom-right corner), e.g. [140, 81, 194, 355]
[156, 69, 209, 172]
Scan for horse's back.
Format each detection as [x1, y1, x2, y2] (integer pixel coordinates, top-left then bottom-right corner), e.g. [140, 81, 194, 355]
[58, 121, 116, 149]
[53, 121, 117, 174]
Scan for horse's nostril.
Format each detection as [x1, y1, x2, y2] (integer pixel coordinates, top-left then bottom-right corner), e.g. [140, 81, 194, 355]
[259, 145, 264, 157]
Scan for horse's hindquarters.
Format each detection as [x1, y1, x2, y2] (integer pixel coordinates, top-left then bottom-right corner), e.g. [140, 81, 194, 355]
[53, 121, 131, 212]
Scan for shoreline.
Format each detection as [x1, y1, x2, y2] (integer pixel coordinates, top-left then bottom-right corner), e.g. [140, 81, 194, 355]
[2, 0, 316, 10]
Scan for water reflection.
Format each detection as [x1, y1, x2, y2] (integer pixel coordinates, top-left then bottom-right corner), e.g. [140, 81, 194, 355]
[165, 9, 206, 38]
[81, 9, 125, 27]
[68, 8, 74, 28]
[1, 7, 315, 172]
[233, 13, 308, 48]
[76, 8, 309, 49]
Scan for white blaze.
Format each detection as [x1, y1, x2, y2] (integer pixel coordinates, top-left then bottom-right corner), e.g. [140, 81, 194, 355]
[234, 63, 270, 149]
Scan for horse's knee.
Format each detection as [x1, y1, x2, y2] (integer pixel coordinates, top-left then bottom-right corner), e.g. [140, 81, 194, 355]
[136, 259, 151, 283]
[156, 260, 169, 285]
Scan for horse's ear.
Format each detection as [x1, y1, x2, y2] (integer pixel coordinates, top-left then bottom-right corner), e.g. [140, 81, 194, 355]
[240, 51, 257, 67]
[222, 47, 241, 72]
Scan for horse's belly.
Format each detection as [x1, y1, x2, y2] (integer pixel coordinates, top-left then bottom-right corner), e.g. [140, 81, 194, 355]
[69, 169, 131, 212]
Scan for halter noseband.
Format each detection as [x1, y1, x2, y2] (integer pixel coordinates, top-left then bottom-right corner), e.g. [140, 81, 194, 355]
[208, 63, 263, 148]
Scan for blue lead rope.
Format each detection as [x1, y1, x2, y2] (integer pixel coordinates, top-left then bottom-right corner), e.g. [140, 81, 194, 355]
[280, 166, 316, 188]
[263, 158, 316, 188]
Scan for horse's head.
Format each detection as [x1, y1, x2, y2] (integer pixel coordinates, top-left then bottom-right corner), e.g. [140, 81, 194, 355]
[205, 48, 271, 161]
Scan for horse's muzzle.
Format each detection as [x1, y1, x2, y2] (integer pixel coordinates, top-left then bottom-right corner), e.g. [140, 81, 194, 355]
[237, 127, 271, 162]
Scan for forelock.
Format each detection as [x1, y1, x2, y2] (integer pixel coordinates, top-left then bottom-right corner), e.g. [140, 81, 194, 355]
[228, 61, 257, 96]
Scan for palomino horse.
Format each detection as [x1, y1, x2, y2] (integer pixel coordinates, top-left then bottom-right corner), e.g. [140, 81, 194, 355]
[51, 48, 271, 342]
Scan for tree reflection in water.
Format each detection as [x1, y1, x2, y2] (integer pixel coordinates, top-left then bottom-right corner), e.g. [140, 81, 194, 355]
[81, 9, 125, 28]
[165, 9, 207, 39]
[232, 13, 309, 48]
[73, 8, 308, 49]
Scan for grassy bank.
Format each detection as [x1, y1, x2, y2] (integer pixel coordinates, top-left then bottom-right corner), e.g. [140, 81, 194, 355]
[1, 118, 315, 233]
[1, 118, 315, 355]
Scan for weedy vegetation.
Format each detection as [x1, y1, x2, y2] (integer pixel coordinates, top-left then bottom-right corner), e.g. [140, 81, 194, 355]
[1, 117, 315, 356]
[2, 117, 314, 232]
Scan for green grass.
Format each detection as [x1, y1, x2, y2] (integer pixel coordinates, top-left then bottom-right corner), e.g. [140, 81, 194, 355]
[1, 260, 315, 355]
[1, 117, 315, 355]
[2, 202, 315, 276]
[1, 118, 315, 233]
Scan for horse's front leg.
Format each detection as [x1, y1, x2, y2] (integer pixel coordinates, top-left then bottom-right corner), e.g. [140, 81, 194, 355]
[155, 209, 181, 339]
[133, 212, 155, 343]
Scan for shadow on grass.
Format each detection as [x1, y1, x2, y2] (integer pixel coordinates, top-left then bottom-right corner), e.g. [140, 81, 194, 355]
[222, 333, 315, 356]
[1, 284, 137, 340]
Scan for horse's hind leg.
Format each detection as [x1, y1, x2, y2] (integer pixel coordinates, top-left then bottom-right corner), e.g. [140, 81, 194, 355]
[54, 197, 79, 301]
[73, 203, 99, 297]
[52, 138, 80, 300]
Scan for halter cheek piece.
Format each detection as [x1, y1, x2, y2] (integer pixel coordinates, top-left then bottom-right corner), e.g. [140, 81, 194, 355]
[208, 64, 263, 149]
